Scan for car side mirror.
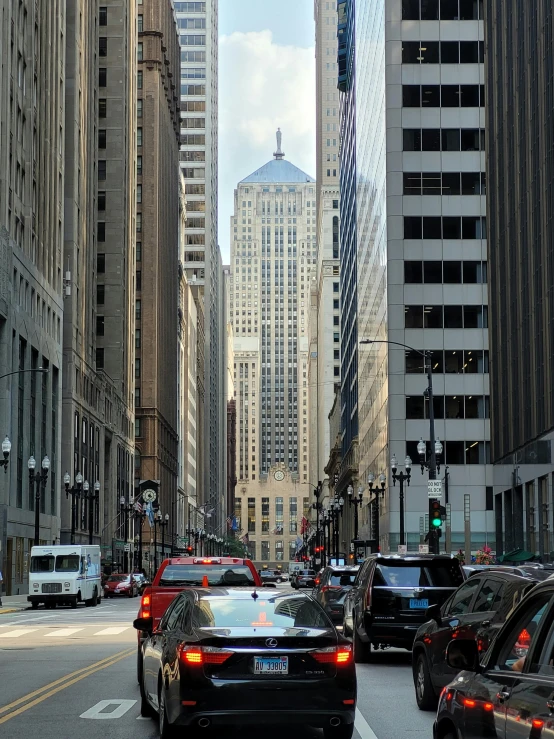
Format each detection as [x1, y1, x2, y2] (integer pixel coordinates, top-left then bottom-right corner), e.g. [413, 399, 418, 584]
[446, 639, 480, 672]
[133, 616, 153, 632]
[261, 582, 277, 588]
[425, 603, 442, 626]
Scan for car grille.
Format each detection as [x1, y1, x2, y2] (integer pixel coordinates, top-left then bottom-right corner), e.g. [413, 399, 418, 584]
[42, 583, 62, 594]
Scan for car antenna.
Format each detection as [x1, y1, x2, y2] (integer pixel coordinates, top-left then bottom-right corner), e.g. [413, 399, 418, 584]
[251, 589, 259, 601]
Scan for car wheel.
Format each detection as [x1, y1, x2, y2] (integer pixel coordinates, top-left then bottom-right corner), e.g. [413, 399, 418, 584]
[140, 673, 154, 718]
[158, 686, 176, 739]
[276, 578, 282, 583]
[137, 648, 143, 684]
[414, 653, 437, 711]
[353, 622, 371, 664]
[31, 601, 39, 610]
[91, 589, 98, 607]
[323, 723, 354, 739]
[70, 598, 78, 609]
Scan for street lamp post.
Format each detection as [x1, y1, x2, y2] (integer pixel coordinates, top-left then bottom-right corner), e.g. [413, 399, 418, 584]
[347, 484, 364, 541]
[391, 455, 412, 547]
[0, 436, 11, 472]
[367, 472, 387, 550]
[329, 494, 344, 562]
[134, 505, 147, 571]
[81, 480, 100, 545]
[312, 481, 322, 566]
[64, 472, 83, 545]
[159, 513, 169, 561]
[153, 511, 162, 573]
[29, 455, 50, 546]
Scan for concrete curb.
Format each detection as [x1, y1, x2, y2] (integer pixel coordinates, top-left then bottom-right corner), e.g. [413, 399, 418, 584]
[0, 608, 23, 614]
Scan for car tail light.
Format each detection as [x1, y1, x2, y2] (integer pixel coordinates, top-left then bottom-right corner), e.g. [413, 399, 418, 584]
[321, 585, 341, 593]
[463, 699, 476, 708]
[311, 645, 352, 665]
[179, 645, 234, 666]
[140, 594, 151, 619]
[483, 703, 493, 712]
[533, 719, 545, 729]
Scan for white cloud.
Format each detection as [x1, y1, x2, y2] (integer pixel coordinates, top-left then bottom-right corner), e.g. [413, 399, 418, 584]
[218, 30, 315, 259]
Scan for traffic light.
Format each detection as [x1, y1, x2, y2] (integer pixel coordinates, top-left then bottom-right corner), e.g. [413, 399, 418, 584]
[430, 499, 441, 528]
[186, 546, 193, 554]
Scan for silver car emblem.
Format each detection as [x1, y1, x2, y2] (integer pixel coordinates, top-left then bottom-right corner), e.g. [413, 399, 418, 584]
[413, 588, 425, 595]
[266, 638, 278, 648]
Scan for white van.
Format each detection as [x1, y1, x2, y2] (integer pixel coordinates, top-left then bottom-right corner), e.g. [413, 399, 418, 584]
[28, 545, 102, 609]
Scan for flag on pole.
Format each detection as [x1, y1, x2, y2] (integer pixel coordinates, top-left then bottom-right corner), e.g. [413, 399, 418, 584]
[134, 501, 143, 514]
[300, 516, 309, 535]
[145, 502, 154, 527]
[231, 516, 238, 531]
[240, 533, 249, 545]
[294, 536, 303, 553]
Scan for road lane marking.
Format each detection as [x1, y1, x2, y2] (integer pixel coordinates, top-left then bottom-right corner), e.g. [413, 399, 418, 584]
[355, 708, 379, 739]
[0, 648, 134, 721]
[0, 629, 38, 638]
[80, 700, 137, 719]
[93, 626, 130, 636]
[44, 628, 84, 637]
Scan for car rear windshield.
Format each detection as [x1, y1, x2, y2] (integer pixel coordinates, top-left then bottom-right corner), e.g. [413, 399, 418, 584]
[194, 595, 332, 629]
[158, 564, 255, 587]
[300, 570, 315, 576]
[330, 572, 357, 586]
[374, 560, 464, 588]
[30, 555, 54, 573]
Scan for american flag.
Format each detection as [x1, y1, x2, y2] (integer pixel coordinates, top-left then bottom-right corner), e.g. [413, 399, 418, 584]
[226, 516, 232, 529]
[134, 501, 143, 513]
[240, 533, 249, 545]
[300, 516, 309, 535]
[272, 524, 283, 535]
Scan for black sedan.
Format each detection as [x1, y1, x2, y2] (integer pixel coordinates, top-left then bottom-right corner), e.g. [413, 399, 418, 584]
[135, 587, 356, 738]
[412, 569, 537, 710]
[434, 579, 554, 739]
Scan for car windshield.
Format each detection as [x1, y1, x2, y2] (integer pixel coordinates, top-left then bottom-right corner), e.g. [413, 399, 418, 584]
[330, 572, 357, 586]
[108, 575, 128, 583]
[374, 560, 464, 587]
[30, 555, 55, 573]
[55, 555, 80, 573]
[158, 564, 255, 587]
[194, 595, 332, 629]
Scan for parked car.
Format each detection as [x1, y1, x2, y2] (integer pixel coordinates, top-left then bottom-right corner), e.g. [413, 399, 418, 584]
[132, 573, 150, 595]
[291, 569, 317, 589]
[343, 554, 465, 663]
[104, 573, 138, 598]
[434, 579, 554, 739]
[259, 569, 285, 583]
[313, 566, 359, 624]
[412, 569, 537, 710]
[463, 563, 551, 581]
[135, 587, 356, 738]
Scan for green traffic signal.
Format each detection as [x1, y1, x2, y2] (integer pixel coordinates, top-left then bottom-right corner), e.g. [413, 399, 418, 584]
[431, 516, 442, 527]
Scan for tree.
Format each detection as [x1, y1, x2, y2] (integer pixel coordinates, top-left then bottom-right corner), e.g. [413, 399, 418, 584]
[222, 536, 247, 558]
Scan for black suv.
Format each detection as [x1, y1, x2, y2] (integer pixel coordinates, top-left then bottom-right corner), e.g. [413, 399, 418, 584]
[312, 566, 359, 623]
[412, 569, 537, 710]
[343, 554, 464, 662]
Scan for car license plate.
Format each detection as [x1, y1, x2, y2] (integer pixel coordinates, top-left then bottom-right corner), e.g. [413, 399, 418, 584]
[254, 656, 289, 675]
[409, 598, 429, 609]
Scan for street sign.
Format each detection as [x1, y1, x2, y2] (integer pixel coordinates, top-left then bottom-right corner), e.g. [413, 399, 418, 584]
[419, 544, 429, 554]
[143, 489, 157, 503]
[397, 545, 407, 555]
[124, 543, 131, 552]
[427, 480, 443, 499]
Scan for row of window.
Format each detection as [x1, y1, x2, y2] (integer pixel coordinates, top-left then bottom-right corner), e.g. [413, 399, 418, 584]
[181, 50, 206, 63]
[177, 17, 205, 29]
[404, 172, 486, 196]
[402, 0, 484, 21]
[402, 41, 484, 64]
[405, 349, 489, 374]
[405, 304, 488, 328]
[174, 2, 206, 11]
[405, 260, 487, 284]
[404, 128, 484, 152]
[403, 84, 485, 108]
[404, 216, 486, 239]
[406, 394, 489, 419]
[406, 439, 490, 466]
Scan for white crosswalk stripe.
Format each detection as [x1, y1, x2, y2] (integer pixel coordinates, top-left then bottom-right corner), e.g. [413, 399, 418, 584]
[44, 628, 85, 637]
[93, 626, 130, 636]
[0, 629, 39, 638]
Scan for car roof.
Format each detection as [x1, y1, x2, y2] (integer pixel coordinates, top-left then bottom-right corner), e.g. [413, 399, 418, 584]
[465, 568, 539, 584]
[327, 566, 359, 572]
[369, 554, 457, 562]
[185, 588, 313, 601]
[163, 557, 248, 565]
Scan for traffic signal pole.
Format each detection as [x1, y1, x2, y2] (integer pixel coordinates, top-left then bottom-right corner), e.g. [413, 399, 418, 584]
[426, 352, 440, 554]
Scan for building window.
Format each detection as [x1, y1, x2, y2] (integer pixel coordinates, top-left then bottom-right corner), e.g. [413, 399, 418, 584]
[137, 43, 143, 61]
[134, 387, 141, 407]
[135, 300, 141, 320]
[134, 418, 141, 437]
[96, 315, 105, 336]
[99, 6, 107, 25]
[98, 160, 106, 181]
[96, 284, 105, 305]
[261, 497, 269, 532]
[137, 184, 142, 203]
[136, 213, 142, 232]
[261, 541, 270, 561]
[135, 359, 141, 379]
[248, 498, 256, 533]
[97, 222, 105, 242]
[137, 71, 143, 89]
[138, 14, 143, 32]
[289, 497, 297, 534]
[98, 129, 106, 149]
[137, 156, 142, 176]
[99, 68, 107, 87]
[99, 99, 107, 118]
[137, 127, 142, 147]
[275, 540, 284, 561]
[135, 328, 141, 349]
[99, 37, 107, 56]
[136, 271, 142, 291]
[95, 348, 104, 369]
[97, 253, 105, 273]
[98, 191, 106, 211]
[137, 99, 143, 118]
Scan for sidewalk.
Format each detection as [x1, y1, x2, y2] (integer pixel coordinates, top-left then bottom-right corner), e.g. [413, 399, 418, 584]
[0, 594, 30, 614]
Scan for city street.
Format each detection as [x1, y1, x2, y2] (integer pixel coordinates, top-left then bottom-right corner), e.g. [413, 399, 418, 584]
[0, 589, 435, 739]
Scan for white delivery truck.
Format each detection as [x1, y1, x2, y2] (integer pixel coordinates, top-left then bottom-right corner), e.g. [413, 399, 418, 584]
[28, 544, 102, 609]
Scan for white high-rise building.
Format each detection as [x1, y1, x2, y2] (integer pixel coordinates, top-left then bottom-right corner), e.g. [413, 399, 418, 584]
[231, 133, 317, 565]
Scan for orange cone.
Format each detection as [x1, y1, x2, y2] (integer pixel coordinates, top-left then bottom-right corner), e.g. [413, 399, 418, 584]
[202, 575, 209, 587]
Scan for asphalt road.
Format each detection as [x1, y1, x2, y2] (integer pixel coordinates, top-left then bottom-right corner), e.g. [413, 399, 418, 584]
[0, 590, 435, 739]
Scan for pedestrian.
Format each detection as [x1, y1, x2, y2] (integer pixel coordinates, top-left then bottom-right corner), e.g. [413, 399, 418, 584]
[0, 568, 3, 606]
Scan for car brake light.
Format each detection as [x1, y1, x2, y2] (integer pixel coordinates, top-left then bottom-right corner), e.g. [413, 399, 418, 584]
[463, 699, 476, 708]
[483, 703, 493, 712]
[179, 645, 233, 666]
[533, 719, 545, 729]
[142, 594, 151, 606]
[311, 646, 352, 665]
[518, 628, 531, 646]
[321, 585, 341, 593]
[193, 558, 221, 565]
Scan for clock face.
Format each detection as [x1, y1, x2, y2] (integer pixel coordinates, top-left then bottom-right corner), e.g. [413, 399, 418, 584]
[274, 470, 284, 481]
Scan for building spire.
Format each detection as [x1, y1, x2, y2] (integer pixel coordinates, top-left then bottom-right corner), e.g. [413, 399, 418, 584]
[273, 128, 285, 160]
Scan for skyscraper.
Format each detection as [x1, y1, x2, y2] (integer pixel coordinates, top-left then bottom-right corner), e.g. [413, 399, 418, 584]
[310, 0, 341, 505]
[61, 0, 136, 569]
[175, 0, 225, 534]
[338, 0, 491, 553]
[484, 0, 554, 558]
[0, 0, 65, 592]
[231, 133, 316, 565]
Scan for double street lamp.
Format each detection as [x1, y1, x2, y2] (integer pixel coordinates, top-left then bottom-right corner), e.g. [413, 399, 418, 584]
[0, 436, 11, 472]
[347, 484, 364, 541]
[64, 472, 83, 545]
[391, 455, 411, 547]
[367, 472, 386, 548]
[328, 493, 344, 562]
[157, 512, 170, 562]
[83, 480, 100, 545]
[29, 455, 50, 545]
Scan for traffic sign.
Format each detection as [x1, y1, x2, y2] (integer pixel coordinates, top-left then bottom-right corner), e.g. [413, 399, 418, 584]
[419, 544, 429, 554]
[427, 480, 443, 499]
[397, 545, 407, 555]
[124, 543, 131, 552]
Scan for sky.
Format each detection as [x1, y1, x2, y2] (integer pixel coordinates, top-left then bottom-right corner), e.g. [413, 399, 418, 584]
[218, 0, 316, 261]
